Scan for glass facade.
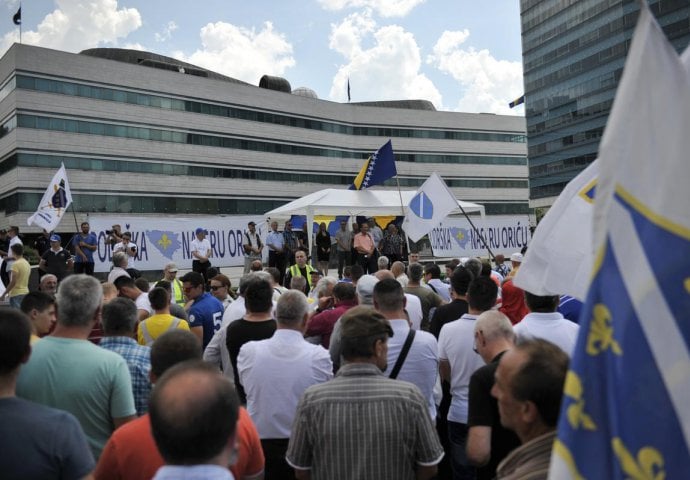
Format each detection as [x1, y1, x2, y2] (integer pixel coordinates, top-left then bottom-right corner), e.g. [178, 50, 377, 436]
[14, 74, 526, 143]
[0, 152, 527, 190]
[520, 0, 690, 203]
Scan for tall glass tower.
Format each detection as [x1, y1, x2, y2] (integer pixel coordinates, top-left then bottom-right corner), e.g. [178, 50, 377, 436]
[520, 0, 690, 217]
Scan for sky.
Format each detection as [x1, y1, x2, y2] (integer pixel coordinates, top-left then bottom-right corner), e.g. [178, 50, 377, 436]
[0, 0, 525, 115]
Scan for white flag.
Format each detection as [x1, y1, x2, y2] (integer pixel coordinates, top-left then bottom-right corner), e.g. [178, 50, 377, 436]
[549, 6, 690, 479]
[514, 159, 598, 300]
[27, 163, 72, 231]
[403, 173, 458, 242]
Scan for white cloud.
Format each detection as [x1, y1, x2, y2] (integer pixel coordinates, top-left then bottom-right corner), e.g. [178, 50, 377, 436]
[328, 12, 442, 107]
[427, 30, 524, 115]
[155, 21, 178, 43]
[319, 0, 425, 17]
[174, 21, 295, 85]
[0, 0, 141, 56]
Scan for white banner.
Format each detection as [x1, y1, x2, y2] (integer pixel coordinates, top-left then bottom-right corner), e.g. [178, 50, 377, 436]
[428, 216, 532, 258]
[88, 216, 264, 273]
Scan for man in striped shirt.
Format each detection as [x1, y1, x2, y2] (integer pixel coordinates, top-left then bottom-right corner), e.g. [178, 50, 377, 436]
[286, 306, 444, 480]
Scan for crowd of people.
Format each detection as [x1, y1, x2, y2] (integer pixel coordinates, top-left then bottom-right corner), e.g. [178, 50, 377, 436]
[0, 218, 584, 480]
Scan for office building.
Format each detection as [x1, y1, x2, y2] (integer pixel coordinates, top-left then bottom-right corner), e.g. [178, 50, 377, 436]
[520, 0, 690, 215]
[0, 44, 529, 230]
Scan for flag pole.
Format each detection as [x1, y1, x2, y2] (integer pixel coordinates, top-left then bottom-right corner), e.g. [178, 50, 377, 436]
[455, 201, 495, 261]
[395, 174, 414, 258]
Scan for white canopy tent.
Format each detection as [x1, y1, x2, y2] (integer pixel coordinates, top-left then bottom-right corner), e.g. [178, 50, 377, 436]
[263, 188, 485, 251]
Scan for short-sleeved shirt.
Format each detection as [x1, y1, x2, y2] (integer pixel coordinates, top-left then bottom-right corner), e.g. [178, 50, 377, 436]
[113, 241, 138, 266]
[191, 237, 212, 259]
[138, 313, 190, 346]
[0, 397, 95, 479]
[353, 232, 375, 253]
[467, 351, 521, 480]
[513, 312, 580, 357]
[226, 319, 277, 403]
[9, 257, 30, 296]
[95, 408, 263, 480]
[188, 292, 224, 349]
[334, 229, 352, 252]
[16, 336, 136, 459]
[41, 248, 72, 280]
[73, 232, 98, 263]
[286, 363, 444, 479]
[438, 313, 485, 424]
[266, 230, 284, 251]
[99, 336, 152, 416]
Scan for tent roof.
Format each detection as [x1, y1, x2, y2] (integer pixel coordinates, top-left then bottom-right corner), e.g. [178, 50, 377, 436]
[264, 188, 484, 219]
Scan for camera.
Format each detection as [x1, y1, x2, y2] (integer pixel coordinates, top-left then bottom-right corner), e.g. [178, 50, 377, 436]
[105, 229, 113, 235]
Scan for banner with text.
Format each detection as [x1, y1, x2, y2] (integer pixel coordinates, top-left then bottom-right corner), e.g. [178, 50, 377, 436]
[88, 216, 264, 273]
[428, 216, 532, 258]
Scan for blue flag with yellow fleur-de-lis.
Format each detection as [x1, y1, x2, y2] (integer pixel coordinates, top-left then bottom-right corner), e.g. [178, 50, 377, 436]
[549, 5, 690, 479]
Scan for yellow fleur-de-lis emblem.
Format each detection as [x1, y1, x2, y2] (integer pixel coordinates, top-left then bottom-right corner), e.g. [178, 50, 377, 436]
[455, 231, 465, 242]
[158, 234, 172, 250]
[612, 438, 665, 480]
[587, 304, 622, 356]
[564, 371, 596, 430]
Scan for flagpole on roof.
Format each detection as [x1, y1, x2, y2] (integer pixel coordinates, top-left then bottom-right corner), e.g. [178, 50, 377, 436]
[13, 3, 22, 44]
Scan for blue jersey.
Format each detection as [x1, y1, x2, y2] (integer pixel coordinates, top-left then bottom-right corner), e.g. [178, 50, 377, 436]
[188, 292, 224, 349]
[73, 233, 98, 263]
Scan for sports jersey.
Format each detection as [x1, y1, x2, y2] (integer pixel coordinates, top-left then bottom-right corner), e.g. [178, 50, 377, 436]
[188, 292, 224, 349]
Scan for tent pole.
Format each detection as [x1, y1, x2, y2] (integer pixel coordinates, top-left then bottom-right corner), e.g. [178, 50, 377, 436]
[396, 176, 414, 259]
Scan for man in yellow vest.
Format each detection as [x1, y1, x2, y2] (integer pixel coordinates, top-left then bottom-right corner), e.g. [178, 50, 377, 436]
[160, 262, 184, 306]
[284, 249, 316, 293]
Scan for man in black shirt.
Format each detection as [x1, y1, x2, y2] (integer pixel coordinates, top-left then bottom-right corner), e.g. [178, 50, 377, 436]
[225, 275, 276, 404]
[467, 310, 521, 480]
[38, 234, 73, 282]
[429, 265, 474, 338]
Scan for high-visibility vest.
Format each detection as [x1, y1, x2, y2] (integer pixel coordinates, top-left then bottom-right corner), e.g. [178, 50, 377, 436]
[289, 263, 316, 289]
[161, 277, 185, 306]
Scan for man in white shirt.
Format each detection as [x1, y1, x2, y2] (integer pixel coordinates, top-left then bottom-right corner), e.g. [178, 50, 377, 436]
[190, 227, 212, 282]
[242, 221, 263, 274]
[424, 263, 451, 303]
[513, 291, 580, 357]
[112, 232, 138, 267]
[113, 276, 152, 321]
[238, 290, 332, 479]
[438, 276, 498, 480]
[1, 226, 23, 287]
[107, 252, 130, 285]
[373, 277, 439, 419]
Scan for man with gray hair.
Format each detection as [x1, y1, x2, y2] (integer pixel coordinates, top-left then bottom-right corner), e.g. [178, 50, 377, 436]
[287, 306, 444, 479]
[17, 274, 136, 459]
[377, 254, 390, 271]
[100, 297, 152, 416]
[466, 311, 520, 480]
[38, 273, 58, 297]
[107, 251, 130, 284]
[238, 290, 332, 478]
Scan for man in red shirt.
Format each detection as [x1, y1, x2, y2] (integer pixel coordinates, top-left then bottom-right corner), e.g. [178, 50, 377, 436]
[95, 330, 264, 480]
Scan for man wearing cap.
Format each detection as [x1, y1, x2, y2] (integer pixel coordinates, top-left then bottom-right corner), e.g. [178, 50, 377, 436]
[243, 221, 263, 274]
[39, 234, 73, 282]
[73, 222, 98, 276]
[287, 306, 444, 479]
[191, 227, 212, 283]
[505, 253, 522, 280]
[160, 262, 185, 306]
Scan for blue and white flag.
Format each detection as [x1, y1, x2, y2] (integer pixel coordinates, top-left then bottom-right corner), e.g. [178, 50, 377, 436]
[515, 160, 598, 300]
[403, 172, 458, 242]
[549, 6, 690, 479]
[349, 140, 397, 190]
[27, 163, 73, 231]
